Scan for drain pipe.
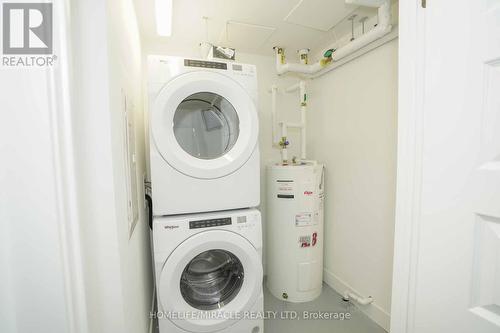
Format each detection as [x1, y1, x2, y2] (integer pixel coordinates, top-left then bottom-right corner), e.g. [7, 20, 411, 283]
[299, 80, 307, 160]
[282, 80, 308, 160]
[270, 84, 280, 148]
[294, 81, 307, 160]
[271, 80, 308, 163]
[270, 84, 291, 164]
[274, 0, 392, 76]
[342, 290, 374, 306]
[280, 122, 288, 163]
[274, 46, 329, 76]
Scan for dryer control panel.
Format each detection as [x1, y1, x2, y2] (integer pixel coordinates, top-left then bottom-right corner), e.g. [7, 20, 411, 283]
[184, 59, 227, 70]
[182, 59, 256, 78]
[189, 217, 232, 229]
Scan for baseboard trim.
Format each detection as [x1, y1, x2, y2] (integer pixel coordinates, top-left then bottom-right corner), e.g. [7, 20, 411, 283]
[148, 284, 156, 333]
[323, 268, 390, 332]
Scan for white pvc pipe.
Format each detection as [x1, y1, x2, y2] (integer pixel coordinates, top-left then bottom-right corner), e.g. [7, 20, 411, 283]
[278, 80, 308, 160]
[276, 59, 324, 76]
[309, 28, 398, 79]
[345, 0, 387, 7]
[271, 84, 279, 147]
[333, 2, 391, 61]
[285, 82, 300, 93]
[274, 47, 323, 75]
[299, 81, 307, 160]
[298, 48, 310, 65]
[280, 121, 287, 140]
[274, 0, 391, 77]
[280, 122, 288, 163]
[281, 148, 288, 164]
[343, 291, 374, 306]
[333, 25, 391, 60]
[271, 80, 308, 162]
[284, 122, 304, 128]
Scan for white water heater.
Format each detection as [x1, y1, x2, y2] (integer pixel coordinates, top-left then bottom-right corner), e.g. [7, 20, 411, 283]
[266, 161, 325, 302]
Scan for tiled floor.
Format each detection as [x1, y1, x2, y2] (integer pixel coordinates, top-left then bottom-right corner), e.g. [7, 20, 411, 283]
[264, 283, 386, 333]
[153, 284, 386, 333]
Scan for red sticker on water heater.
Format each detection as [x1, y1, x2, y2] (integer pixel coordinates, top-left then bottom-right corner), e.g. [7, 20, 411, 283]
[299, 235, 311, 247]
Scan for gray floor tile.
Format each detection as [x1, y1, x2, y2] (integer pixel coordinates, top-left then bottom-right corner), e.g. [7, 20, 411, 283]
[153, 283, 386, 333]
[264, 283, 386, 333]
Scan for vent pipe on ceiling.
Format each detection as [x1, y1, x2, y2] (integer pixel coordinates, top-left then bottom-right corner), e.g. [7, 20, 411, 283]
[274, 0, 392, 77]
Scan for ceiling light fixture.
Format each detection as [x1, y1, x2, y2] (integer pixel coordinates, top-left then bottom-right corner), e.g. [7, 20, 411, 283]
[155, 0, 173, 36]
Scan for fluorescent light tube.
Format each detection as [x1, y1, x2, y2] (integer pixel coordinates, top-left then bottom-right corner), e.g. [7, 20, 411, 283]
[155, 0, 173, 36]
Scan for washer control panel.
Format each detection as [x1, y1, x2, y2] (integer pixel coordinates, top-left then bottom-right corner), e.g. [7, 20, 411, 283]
[189, 217, 232, 229]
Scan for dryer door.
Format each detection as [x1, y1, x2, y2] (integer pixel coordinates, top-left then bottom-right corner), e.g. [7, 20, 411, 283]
[159, 230, 262, 332]
[151, 71, 258, 179]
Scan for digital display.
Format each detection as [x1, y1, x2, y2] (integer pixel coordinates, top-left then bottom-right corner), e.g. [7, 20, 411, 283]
[189, 217, 232, 229]
[232, 64, 243, 71]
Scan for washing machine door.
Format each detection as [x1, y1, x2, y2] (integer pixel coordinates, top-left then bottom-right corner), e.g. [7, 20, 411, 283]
[152, 71, 258, 179]
[159, 230, 262, 332]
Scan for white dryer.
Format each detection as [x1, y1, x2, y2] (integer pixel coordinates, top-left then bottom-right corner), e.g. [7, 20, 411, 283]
[153, 208, 264, 333]
[148, 56, 260, 215]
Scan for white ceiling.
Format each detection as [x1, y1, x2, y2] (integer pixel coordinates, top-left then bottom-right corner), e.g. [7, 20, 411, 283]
[133, 0, 378, 57]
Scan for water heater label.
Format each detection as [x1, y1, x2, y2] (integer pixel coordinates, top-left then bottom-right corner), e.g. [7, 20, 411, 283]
[295, 212, 312, 226]
[276, 180, 294, 197]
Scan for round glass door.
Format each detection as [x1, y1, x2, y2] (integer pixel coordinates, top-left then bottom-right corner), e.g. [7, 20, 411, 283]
[180, 249, 244, 310]
[173, 92, 239, 160]
[158, 230, 263, 332]
[151, 71, 259, 179]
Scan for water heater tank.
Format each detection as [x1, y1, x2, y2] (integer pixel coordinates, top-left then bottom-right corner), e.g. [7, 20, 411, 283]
[266, 161, 325, 302]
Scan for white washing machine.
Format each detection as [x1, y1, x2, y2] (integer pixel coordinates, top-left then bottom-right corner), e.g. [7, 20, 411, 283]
[153, 208, 264, 333]
[148, 56, 260, 216]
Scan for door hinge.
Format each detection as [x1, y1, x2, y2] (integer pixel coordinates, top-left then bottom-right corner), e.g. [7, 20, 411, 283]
[421, 0, 426, 8]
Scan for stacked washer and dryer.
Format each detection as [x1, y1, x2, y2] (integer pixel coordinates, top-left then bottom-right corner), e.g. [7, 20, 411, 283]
[148, 56, 264, 333]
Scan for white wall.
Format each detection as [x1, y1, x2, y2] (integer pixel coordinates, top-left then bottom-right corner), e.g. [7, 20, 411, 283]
[1, 1, 86, 331]
[71, 0, 152, 332]
[106, 0, 153, 331]
[0, 61, 71, 333]
[0, 1, 161, 331]
[307, 39, 398, 330]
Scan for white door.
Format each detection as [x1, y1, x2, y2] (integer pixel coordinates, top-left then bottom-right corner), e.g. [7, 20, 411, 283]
[158, 230, 262, 332]
[392, 1, 500, 332]
[151, 71, 259, 179]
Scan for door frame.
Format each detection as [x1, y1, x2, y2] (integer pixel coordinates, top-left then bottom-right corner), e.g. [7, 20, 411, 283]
[390, 1, 426, 332]
[43, 0, 89, 331]
[390, 0, 425, 333]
